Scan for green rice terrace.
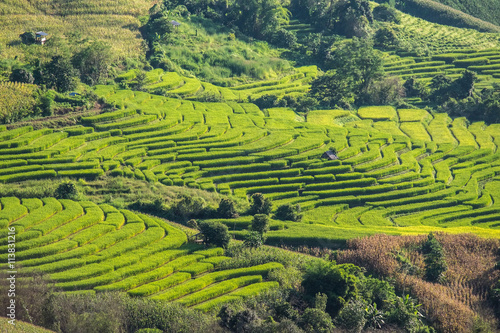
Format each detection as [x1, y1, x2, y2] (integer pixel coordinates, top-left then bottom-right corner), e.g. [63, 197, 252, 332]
[0, 196, 280, 311]
[0, 83, 499, 248]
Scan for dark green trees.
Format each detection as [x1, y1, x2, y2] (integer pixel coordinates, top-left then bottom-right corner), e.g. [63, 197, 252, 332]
[249, 193, 273, 215]
[72, 41, 112, 86]
[422, 233, 447, 283]
[274, 204, 302, 222]
[309, 38, 384, 108]
[251, 214, 270, 234]
[216, 198, 239, 218]
[198, 221, 231, 248]
[302, 261, 361, 314]
[43, 56, 79, 92]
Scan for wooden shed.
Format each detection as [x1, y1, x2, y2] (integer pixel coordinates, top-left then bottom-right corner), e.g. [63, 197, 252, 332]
[35, 31, 48, 45]
[322, 150, 338, 160]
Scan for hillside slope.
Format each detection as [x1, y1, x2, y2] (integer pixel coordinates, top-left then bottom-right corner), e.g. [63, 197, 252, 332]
[393, 0, 500, 33]
[433, 0, 500, 26]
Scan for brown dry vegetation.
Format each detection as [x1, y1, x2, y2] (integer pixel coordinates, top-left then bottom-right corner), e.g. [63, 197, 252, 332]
[337, 233, 500, 333]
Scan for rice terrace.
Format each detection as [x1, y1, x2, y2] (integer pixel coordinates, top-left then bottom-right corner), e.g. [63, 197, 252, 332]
[0, 0, 500, 332]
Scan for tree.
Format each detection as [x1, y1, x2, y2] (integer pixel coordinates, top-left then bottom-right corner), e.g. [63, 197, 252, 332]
[19, 32, 36, 45]
[251, 214, 269, 234]
[451, 70, 477, 99]
[310, 38, 384, 108]
[198, 221, 231, 248]
[172, 195, 206, 221]
[10, 68, 34, 84]
[274, 204, 302, 222]
[249, 193, 273, 215]
[302, 261, 362, 315]
[365, 76, 405, 105]
[226, 0, 291, 39]
[244, 231, 265, 248]
[72, 41, 112, 86]
[374, 27, 399, 49]
[43, 56, 79, 92]
[187, 219, 198, 229]
[142, 5, 174, 45]
[403, 77, 428, 98]
[422, 233, 447, 283]
[373, 3, 401, 23]
[216, 198, 239, 218]
[309, 70, 357, 109]
[54, 182, 78, 199]
[334, 0, 373, 38]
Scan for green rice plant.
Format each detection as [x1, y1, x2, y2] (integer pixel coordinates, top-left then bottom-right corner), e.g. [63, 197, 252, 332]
[0, 170, 57, 183]
[95, 115, 157, 131]
[201, 256, 231, 266]
[127, 272, 193, 297]
[193, 295, 241, 312]
[398, 109, 432, 122]
[305, 178, 376, 191]
[57, 169, 104, 180]
[176, 275, 262, 307]
[426, 113, 457, 144]
[81, 109, 137, 124]
[150, 262, 283, 301]
[21, 198, 43, 212]
[168, 77, 202, 96]
[0, 197, 27, 223]
[179, 262, 214, 276]
[303, 165, 351, 176]
[7, 198, 62, 235]
[0, 164, 44, 176]
[358, 106, 397, 121]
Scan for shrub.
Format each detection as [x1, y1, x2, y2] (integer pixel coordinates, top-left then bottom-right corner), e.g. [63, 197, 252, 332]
[249, 193, 273, 215]
[54, 182, 78, 199]
[422, 233, 447, 283]
[244, 231, 266, 248]
[251, 214, 269, 234]
[199, 221, 231, 248]
[274, 204, 302, 222]
[216, 198, 239, 219]
[335, 299, 367, 333]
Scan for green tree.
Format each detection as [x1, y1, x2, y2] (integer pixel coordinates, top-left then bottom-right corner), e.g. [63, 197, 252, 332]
[244, 231, 265, 248]
[310, 38, 384, 108]
[10, 68, 34, 84]
[249, 193, 273, 215]
[19, 32, 36, 45]
[43, 56, 79, 92]
[274, 204, 302, 222]
[72, 41, 112, 86]
[302, 262, 362, 315]
[226, 0, 291, 39]
[54, 182, 78, 199]
[216, 198, 239, 218]
[198, 221, 231, 248]
[373, 3, 401, 23]
[172, 195, 206, 221]
[422, 233, 447, 283]
[403, 77, 428, 98]
[251, 214, 270, 234]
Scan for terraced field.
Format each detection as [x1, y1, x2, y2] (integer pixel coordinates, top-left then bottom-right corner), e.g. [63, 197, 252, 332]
[0, 197, 280, 310]
[384, 48, 500, 89]
[116, 66, 318, 101]
[1, 89, 499, 247]
[380, 8, 500, 90]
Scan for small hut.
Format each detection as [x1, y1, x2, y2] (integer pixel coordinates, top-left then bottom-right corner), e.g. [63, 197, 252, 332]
[35, 31, 48, 45]
[322, 150, 338, 160]
[171, 20, 181, 28]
